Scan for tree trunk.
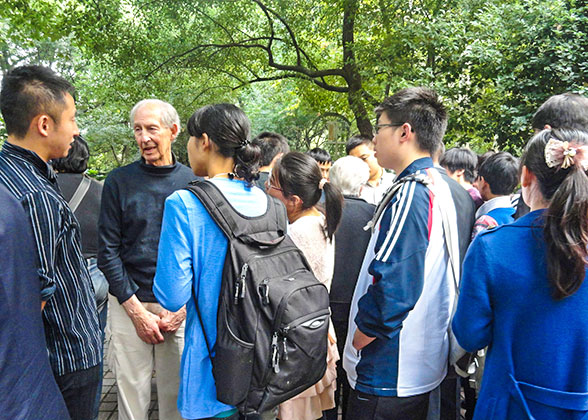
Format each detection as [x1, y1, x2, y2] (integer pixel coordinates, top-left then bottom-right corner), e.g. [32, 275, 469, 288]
[342, 0, 373, 138]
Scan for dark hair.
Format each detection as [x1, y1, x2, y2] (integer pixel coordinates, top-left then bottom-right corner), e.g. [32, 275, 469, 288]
[346, 135, 373, 155]
[252, 131, 290, 167]
[520, 129, 588, 299]
[51, 135, 90, 173]
[477, 151, 519, 195]
[477, 151, 495, 170]
[532, 93, 588, 131]
[0, 65, 76, 138]
[187, 104, 261, 184]
[275, 152, 342, 240]
[375, 87, 448, 155]
[440, 147, 478, 184]
[306, 147, 332, 164]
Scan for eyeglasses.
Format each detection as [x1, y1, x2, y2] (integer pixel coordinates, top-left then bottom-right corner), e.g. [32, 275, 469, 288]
[265, 178, 283, 192]
[374, 123, 403, 134]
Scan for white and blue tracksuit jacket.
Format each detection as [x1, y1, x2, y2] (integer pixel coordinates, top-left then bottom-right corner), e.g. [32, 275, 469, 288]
[343, 157, 458, 397]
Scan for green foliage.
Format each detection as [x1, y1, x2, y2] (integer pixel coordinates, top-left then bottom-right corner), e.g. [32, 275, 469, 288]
[0, 0, 586, 176]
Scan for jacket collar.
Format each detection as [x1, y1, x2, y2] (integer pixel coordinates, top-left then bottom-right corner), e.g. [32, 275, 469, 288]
[1, 141, 57, 183]
[397, 157, 434, 180]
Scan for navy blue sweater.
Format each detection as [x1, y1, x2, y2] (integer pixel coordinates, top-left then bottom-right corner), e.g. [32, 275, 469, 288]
[98, 158, 196, 303]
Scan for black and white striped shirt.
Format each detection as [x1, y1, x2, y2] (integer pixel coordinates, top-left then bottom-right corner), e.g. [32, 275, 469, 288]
[0, 142, 101, 376]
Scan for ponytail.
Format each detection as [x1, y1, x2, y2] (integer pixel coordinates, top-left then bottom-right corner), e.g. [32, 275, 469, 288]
[321, 181, 343, 240]
[276, 152, 343, 240]
[521, 129, 588, 299]
[234, 142, 262, 185]
[544, 164, 588, 299]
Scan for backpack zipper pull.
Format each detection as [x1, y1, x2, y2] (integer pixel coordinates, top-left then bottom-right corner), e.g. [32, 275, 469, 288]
[271, 332, 280, 373]
[239, 263, 248, 300]
[233, 281, 240, 304]
[234, 263, 249, 304]
[259, 279, 270, 305]
[282, 336, 288, 361]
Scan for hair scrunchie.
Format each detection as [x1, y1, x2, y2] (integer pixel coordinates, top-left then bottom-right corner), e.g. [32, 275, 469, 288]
[318, 178, 328, 190]
[544, 138, 588, 171]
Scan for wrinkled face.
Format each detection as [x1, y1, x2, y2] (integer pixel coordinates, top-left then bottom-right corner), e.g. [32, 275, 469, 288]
[318, 161, 332, 180]
[48, 93, 79, 160]
[348, 143, 381, 180]
[133, 104, 175, 166]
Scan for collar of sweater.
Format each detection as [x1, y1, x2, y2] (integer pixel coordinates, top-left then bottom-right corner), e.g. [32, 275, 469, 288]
[138, 155, 179, 175]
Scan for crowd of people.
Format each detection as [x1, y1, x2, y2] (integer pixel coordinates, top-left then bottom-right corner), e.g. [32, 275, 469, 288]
[2, 63, 588, 420]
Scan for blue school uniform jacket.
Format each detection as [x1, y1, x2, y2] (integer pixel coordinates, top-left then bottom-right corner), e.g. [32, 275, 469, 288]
[344, 158, 460, 397]
[453, 210, 588, 420]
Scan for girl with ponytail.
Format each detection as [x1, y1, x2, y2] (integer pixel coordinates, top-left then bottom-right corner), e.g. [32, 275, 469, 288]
[267, 151, 343, 420]
[453, 129, 588, 420]
[153, 104, 270, 419]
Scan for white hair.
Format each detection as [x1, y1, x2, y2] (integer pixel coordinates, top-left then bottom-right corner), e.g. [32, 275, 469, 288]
[329, 156, 370, 196]
[130, 99, 181, 141]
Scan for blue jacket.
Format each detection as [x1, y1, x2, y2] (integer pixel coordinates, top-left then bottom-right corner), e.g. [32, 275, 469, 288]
[453, 210, 588, 420]
[344, 158, 460, 397]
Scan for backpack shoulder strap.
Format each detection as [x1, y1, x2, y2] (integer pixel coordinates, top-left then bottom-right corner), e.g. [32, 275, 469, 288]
[186, 179, 288, 245]
[364, 173, 428, 232]
[185, 179, 243, 239]
[68, 175, 92, 213]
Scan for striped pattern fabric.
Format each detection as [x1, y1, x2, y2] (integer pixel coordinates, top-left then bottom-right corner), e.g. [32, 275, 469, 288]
[344, 158, 456, 397]
[0, 142, 101, 375]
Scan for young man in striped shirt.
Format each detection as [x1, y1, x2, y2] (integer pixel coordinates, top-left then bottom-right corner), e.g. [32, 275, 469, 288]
[0, 66, 102, 420]
[343, 87, 461, 420]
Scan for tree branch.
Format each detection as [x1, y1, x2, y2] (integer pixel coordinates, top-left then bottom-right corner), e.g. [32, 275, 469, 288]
[232, 73, 349, 92]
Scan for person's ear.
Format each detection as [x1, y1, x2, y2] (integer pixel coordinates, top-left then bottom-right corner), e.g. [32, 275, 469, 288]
[521, 165, 535, 188]
[455, 169, 465, 177]
[200, 133, 212, 151]
[36, 114, 51, 137]
[399, 123, 412, 141]
[169, 123, 179, 140]
[290, 194, 303, 210]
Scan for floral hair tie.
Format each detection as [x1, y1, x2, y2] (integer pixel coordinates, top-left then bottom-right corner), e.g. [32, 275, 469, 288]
[544, 138, 588, 171]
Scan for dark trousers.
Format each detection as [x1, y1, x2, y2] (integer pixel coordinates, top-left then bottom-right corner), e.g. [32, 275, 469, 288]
[347, 388, 430, 420]
[325, 303, 352, 420]
[55, 365, 101, 420]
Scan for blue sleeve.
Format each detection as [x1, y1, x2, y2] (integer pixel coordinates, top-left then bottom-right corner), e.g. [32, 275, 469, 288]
[154, 193, 195, 312]
[20, 192, 59, 301]
[452, 234, 493, 351]
[355, 181, 431, 340]
[97, 174, 138, 304]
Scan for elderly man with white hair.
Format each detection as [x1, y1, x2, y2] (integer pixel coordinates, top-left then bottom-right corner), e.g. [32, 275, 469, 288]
[326, 156, 376, 420]
[98, 99, 196, 420]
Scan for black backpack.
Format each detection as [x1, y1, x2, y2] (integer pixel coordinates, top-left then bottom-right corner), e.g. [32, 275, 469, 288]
[186, 180, 330, 415]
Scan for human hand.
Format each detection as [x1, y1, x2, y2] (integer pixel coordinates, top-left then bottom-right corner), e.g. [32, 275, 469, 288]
[158, 306, 186, 333]
[122, 295, 165, 344]
[352, 329, 376, 351]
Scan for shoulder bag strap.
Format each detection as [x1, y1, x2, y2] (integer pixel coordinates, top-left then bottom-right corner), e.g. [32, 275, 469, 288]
[68, 175, 92, 213]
